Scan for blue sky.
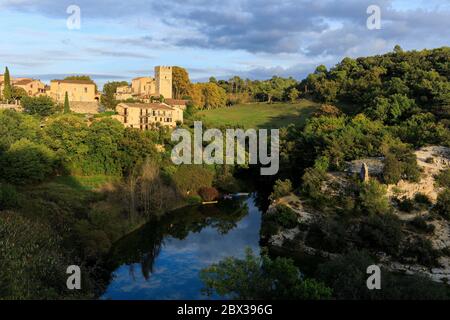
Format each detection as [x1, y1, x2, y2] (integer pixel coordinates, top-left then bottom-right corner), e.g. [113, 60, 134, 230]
[0, 0, 448, 89]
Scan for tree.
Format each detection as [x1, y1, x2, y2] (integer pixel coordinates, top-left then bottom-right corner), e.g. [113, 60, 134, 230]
[383, 153, 403, 184]
[198, 187, 219, 202]
[0, 109, 40, 152]
[190, 83, 227, 110]
[64, 92, 70, 114]
[3, 67, 12, 102]
[200, 248, 332, 300]
[269, 179, 292, 201]
[101, 81, 129, 110]
[11, 86, 27, 101]
[435, 189, 450, 220]
[358, 180, 390, 215]
[0, 138, 59, 184]
[21, 96, 55, 117]
[172, 66, 192, 99]
[288, 88, 299, 103]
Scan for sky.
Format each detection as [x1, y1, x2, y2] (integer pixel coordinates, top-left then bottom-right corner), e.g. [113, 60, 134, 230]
[0, 0, 449, 89]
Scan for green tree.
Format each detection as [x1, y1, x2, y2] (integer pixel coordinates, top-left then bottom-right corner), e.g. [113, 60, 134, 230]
[21, 96, 55, 117]
[358, 180, 390, 215]
[0, 110, 40, 152]
[435, 189, 450, 220]
[269, 179, 292, 201]
[101, 81, 128, 110]
[288, 88, 299, 103]
[201, 248, 332, 300]
[3, 67, 12, 102]
[64, 92, 70, 114]
[0, 138, 59, 184]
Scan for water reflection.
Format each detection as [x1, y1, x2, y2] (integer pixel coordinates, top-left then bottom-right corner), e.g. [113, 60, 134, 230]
[101, 195, 262, 300]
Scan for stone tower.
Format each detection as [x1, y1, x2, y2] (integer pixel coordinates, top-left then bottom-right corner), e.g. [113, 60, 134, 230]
[360, 162, 370, 183]
[155, 66, 173, 99]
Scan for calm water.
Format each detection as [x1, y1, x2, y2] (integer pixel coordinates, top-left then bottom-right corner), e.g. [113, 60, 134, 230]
[101, 195, 262, 300]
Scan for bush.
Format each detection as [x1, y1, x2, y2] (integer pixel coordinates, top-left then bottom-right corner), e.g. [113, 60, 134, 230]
[198, 187, 219, 202]
[383, 154, 403, 184]
[0, 184, 19, 210]
[186, 195, 202, 205]
[171, 165, 214, 196]
[435, 189, 450, 220]
[359, 214, 403, 255]
[395, 197, 415, 213]
[302, 167, 327, 200]
[273, 205, 298, 229]
[269, 179, 292, 201]
[414, 193, 432, 207]
[0, 212, 75, 299]
[21, 95, 55, 117]
[435, 169, 450, 188]
[0, 138, 59, 185]
[409, 216, 435, 234]
[358, 180, 390, 215]
[401, 237, 440, 267]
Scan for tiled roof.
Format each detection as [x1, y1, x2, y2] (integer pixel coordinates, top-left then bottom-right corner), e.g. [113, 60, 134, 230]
[14, 79, 34, 85]
[165, 99, 188, 105]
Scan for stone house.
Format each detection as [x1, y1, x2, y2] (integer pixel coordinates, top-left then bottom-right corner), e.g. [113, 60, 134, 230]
[114, 102, 183, 130]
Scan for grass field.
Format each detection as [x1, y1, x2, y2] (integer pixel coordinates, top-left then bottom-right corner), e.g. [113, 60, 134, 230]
[196, 100, 319, 129]
[53, 175, 120, 191]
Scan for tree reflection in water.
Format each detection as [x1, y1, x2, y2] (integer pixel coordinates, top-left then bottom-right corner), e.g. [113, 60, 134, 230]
[104, 197, 250, 282]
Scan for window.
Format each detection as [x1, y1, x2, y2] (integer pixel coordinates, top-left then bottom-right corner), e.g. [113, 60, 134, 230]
[124, 117, 128, 124]
[124, 108, 128, 115]
[84, 87, 88, 93]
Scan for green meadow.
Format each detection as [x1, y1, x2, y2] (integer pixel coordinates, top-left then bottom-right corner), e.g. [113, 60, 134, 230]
[196, 100, 319, 129]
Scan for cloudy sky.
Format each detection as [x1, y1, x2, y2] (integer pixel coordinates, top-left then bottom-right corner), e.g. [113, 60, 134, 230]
[0, 0, 449, 88]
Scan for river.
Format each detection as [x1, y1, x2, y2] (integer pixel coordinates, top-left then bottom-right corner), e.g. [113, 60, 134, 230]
[101, 195, 262, 300]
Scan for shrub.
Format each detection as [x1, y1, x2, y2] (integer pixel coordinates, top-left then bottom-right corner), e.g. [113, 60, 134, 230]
[383, 154, 403, 184]
[401, 237, 440, 267]
[414, 193, 432, 207]
[302, 167, 327, 200]
[171, 165, 214, 196]
[198, 187, 219, 202]
[359, 213, 403, 255]
[21, 95, 55, 117]
[409, 216, 435, 234]
[186, 195, 202, 205]
[273, 205, 298, 229]
[435, 189, 450, 220]
[269, 179, 292, 201]
[0, 184, 19, 210]
[358, 180, 390, 215]
[435, 169, 450, 188]
[0, 138, 59, 184]
[396, 197, 415, 213]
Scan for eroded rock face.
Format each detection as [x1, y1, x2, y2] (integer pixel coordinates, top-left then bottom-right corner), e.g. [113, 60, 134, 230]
[387, 146, 450, 202]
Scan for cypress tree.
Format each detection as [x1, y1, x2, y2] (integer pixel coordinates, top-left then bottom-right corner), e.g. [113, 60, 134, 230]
[3, 67, 12, 102]
[64, 92, 70, 113]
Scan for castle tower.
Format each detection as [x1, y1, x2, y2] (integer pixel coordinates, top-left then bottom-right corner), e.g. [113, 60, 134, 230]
[155, 66, 173, 99]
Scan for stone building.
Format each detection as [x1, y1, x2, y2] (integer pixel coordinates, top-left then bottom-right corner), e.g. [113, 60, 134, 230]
[113, 102, 183, 130]
[49, 79, 98, 103]
[115, 66, 173, 101]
